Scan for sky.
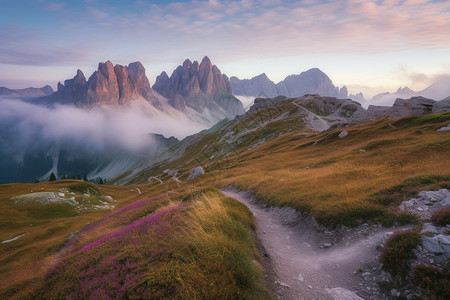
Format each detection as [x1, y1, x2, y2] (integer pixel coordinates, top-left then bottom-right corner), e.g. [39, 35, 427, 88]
[1, 0, 449, 98]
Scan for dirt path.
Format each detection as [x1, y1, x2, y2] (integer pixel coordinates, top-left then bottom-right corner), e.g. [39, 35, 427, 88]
[222, 188, 397, 300]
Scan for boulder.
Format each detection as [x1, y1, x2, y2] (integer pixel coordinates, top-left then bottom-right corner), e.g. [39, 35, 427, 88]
[187, 166, 205, 181]
[421, 236, 444, 254]
[420, 223, 439, 235]
[338, 131, 348, 138]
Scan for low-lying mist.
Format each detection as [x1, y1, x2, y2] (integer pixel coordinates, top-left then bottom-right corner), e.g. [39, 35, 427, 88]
[0, 97, 204, 154]
[0, 97, 206, 182]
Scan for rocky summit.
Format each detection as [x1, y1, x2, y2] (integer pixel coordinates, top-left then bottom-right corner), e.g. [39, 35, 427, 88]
[44, 61, 163, 109]
[153, 56, 244, 116]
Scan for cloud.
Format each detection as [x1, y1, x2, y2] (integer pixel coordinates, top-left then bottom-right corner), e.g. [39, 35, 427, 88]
[0, 0, 450, 65]
[0, 97, 204, 156]
[0, 25, 95, 66]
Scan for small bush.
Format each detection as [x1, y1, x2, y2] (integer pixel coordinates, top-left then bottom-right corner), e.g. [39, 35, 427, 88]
[380, 229, 420, 277]
[413, 264, 450, 299]
[431, 207, 450, 227]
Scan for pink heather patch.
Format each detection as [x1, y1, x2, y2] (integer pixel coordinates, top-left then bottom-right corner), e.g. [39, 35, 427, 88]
[80, 204, 180, 253]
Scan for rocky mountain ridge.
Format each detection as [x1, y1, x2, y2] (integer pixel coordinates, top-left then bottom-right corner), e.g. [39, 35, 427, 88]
[43, 61, 163, 109]
[153, 56, 244, 116]
[0, 85, 53, 97]
[230, 68, 348, 99]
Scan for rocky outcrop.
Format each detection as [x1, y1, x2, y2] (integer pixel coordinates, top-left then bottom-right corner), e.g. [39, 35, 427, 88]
[43, 61, 162, 109]
[367, 96, 447, 120]
[0, 85, 53, 97]
[389, 96, 435, 118]
[153, 56, 244, 116]
[230, 68, 347, 99]
[367, 105, 391, 120]
[432, 96, 450, 113]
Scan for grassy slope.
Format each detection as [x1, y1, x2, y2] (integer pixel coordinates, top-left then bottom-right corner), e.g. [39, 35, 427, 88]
[218, 113, 450, 226]
[124, 110, 450, 227]
[38, 189, 270, 299]
[1, 103, 449, 298]
[0, 180, 165, 299]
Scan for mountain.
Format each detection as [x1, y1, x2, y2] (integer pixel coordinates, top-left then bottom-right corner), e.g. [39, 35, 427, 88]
[348, 92, 369, 108]
[370, 76, 450, 106]
[0, 85, 53, 97]
[153, 56, 244, 116]
[230, 73, 278, 98]
[230, 68, 348, 99]
[42, 61, 163, 109]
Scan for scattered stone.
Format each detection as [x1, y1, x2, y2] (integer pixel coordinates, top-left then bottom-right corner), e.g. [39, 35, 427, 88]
[400, 189, 450, 219]
[148, 176, 163, 184]
[321, 242, 332, 248]
[297, 273, 304, 282]
[338, 131, 348, 138]
[358, 149, 366, 153]
[326, 287, 364, 300]
[275, 280, 290, 288]
[436, 124, 450, 132]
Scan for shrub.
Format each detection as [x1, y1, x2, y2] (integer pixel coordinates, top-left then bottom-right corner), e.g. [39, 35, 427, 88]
[431, 207, 450, 227]
[413, 264, 450, 299]
[380, 229, 420, 277]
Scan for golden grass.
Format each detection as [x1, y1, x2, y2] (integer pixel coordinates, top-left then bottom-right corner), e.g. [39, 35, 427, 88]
[0, 180, 165, 299]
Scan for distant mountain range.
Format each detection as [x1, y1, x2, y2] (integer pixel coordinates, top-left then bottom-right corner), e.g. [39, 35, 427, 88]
[230, 68, 348, 99]
[370, 76, 450, 106]
[0, 85, 53, 97]
[230, 70, 450, 109]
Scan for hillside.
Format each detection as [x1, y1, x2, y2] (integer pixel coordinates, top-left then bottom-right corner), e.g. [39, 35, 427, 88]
[1, 95, 449, 299]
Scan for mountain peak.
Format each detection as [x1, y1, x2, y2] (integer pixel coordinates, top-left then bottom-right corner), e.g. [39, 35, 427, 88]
[153, 57, 244, 116]
[42, 60, 162, 108]
[201, 56, 212, 67]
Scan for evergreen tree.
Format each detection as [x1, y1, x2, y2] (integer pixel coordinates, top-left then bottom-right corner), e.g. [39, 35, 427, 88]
[77, 174, 81, 180]
[34, 179, 40, 183]
[83, 175, 88, 181]
[49, 172, 56, 182]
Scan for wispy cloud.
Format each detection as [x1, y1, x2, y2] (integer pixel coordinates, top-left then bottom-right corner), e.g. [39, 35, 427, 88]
[46, 2, 65, 11]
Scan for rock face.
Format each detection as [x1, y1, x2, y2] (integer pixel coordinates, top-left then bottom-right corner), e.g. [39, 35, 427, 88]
[0, 85, 53, 97]
[153, 56, 244, 116]
[44, 61, 162, 109]
[432, 96, 450, 113]
[389, 96, 435, 118]
[230, 68, 348, 99]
